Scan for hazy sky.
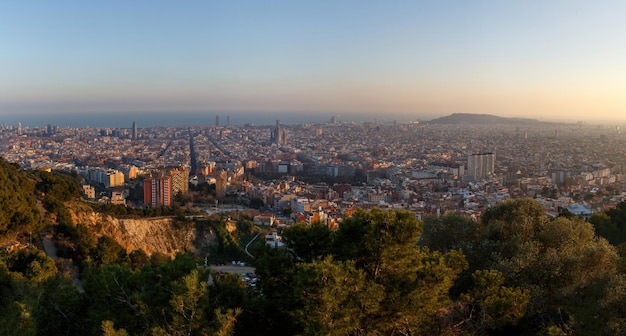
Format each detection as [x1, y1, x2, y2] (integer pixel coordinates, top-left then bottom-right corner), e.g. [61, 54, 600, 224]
[2, 1, 626, 123]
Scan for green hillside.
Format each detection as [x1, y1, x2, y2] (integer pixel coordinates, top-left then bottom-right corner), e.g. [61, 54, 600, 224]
[0, 158, 41, 239]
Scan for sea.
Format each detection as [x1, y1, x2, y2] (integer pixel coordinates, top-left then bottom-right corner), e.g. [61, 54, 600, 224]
[0, 110, 413, 129]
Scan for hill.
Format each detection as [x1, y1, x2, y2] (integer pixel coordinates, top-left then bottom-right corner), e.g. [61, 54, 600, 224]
[427, 113, 547, 125]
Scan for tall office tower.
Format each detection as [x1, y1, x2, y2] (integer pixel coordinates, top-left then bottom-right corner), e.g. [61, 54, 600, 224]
[215, 115, 220, 127]
[143, 174, 171, 207]
[47, 124, 53, 136]
[132, 121, 137, 140]
[17, 122, 22, 135]
[226, 115, 230, 127]
[270, 119, 286, 145]
[467, 152, 495, 180]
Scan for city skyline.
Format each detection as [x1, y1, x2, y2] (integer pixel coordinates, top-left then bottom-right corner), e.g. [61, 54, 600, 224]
[2, 1, 626, 124]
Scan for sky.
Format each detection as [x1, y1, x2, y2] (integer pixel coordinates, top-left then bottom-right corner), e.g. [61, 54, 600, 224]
[1, 0, 626, 126]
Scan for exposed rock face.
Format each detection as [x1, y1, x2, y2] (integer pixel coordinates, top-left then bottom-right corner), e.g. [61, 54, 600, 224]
[68, 203, 217, 257]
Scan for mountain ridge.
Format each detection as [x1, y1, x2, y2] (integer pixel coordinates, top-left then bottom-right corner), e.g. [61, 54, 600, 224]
[426, 113, 563, 125]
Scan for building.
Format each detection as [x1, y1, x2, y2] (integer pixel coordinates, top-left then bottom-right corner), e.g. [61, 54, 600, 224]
[253, 213, 276, 226]
[143, 167, 189, 207]
[144, 174, 171, 207]
[82, 185, 95, 199]
[132, 121, 137, 140]
[215, 170, 228, 199]
[169, 166, 189, 198]
[103, 169, 125, 188]
[111, 190, 126, 205]
[270, 119, 286, 145]
[467, 152, 495, 181]
[566, 203, 593, 220]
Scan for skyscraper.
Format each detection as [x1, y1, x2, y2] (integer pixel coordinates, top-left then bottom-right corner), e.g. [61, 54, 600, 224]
[132, 121, 137, 140]
[215, 115, 220, 127]
[226, 115, 230, 127]
[467, 152, 495, 180]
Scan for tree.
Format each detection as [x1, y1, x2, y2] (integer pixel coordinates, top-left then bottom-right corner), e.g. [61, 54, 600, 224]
[6, 248, 57, 283]
[0, 301, 37, 336]
[373, 245, 467, 335]
[36, 276, 88, 335]
[422, 198, 623, 334]
[591, 200, 626, 245]
[420, 212, 479, 253]
[95, 236, 127, 265]
[101, 320, 129, 336]
[128, 249, 150, 270]
[449, 270, 530, 335]
[82, 263, 142, 332]
[0, 259, 37, 336]
[213, 308, 242, 336]
[590, 212, 621, 244]
[291, 257, 383, 335]
[253, 245, 300, 335]
[332, 208, 423, 279]
[323, 208, 468, 334]
[150, 267, 245, 336]
[282, 221, 333, 262]
[159, 269, 211, 336]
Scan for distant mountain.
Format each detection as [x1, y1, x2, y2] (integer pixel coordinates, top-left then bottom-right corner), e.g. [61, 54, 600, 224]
[427, 113, 545, 125]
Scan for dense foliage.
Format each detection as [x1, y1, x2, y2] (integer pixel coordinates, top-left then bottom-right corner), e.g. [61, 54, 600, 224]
[0, 158, 41, 238]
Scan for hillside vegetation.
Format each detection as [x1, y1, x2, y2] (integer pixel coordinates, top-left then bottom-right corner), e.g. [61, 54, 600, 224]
[0, 159, 41, 239]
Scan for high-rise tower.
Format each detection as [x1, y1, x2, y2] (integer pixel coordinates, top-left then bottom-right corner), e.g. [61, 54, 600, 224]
[143, 173, 171, 207]
[467, 152, 495, 180]
[132, 121, 137, 140]
[215, 115, 220, 127]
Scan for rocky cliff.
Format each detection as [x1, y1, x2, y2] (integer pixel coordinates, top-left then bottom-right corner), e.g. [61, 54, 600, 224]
[68, 202, 217, 257]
